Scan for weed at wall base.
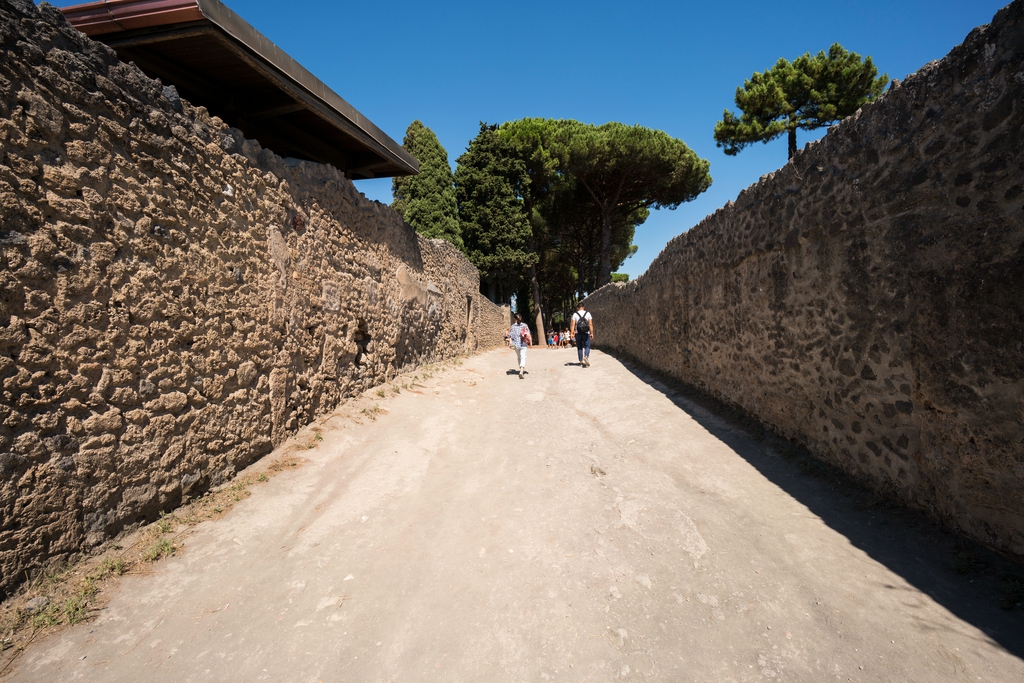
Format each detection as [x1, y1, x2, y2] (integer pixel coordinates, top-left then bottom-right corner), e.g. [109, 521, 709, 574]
[143, 539, 177, 563]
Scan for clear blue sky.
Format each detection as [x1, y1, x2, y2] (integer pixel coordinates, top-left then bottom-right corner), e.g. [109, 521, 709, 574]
[53, 0, 1009, 278]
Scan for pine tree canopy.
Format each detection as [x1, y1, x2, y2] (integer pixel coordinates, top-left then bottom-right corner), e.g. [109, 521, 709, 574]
[451, 118, 708, 315]
[391, 120, 463, 250]
[714, 43, 888, 159]
[556, 120, 712, 287]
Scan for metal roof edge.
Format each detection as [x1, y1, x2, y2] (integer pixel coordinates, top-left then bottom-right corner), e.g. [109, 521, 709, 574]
[193, 0, 417, 175]
[60, 0, 206, 36]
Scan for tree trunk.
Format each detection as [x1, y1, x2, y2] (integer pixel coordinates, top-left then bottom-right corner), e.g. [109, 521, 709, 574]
[788, 127, 797, 159]
[522, 190, 546, 347]
[597, 206, 613, 288]
[516, 283, 530, 320]
[528, 263, 545, 347]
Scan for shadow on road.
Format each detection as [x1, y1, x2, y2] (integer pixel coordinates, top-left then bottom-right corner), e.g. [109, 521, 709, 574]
[604, 348, 1024, 659]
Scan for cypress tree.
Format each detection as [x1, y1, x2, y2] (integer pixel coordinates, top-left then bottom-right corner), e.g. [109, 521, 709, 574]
[392, 120, 463, 250]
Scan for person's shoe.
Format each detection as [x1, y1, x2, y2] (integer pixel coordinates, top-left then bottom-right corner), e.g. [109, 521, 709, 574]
[519, 369, 524, 379]
[584, 356, 590, 367]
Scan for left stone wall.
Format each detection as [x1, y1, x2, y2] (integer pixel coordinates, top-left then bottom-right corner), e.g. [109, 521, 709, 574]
[0, 0, 507, 598]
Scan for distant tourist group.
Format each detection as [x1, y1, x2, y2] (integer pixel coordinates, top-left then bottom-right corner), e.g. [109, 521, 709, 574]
[506, 302, 594, 379]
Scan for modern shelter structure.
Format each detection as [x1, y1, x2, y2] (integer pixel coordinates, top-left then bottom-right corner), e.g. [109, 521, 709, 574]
[61, 0, 418, 179]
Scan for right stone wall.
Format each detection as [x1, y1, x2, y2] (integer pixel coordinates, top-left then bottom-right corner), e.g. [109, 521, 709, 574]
[588, 1, 1024, 556]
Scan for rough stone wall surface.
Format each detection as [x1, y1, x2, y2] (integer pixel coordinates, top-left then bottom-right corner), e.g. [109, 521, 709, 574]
[0, 0, 506, 597]
[588, 2, 1024, 556]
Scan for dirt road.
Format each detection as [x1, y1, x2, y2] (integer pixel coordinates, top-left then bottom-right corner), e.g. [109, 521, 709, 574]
[7, 348, 1023, 682]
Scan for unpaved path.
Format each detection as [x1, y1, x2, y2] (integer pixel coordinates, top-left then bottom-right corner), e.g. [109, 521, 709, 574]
[7, 348, 1023, 682]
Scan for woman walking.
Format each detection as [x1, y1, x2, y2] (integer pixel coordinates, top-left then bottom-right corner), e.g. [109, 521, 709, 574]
[507, 313, 531, 379]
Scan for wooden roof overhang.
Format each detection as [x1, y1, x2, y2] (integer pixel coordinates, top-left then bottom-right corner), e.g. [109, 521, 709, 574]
[61, 0, 418, 179]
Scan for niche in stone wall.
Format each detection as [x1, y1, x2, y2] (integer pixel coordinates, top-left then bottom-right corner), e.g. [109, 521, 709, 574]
[353, 318, 372, 368]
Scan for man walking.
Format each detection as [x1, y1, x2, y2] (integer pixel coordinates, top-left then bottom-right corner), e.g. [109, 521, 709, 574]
[570, 302, 595, 367]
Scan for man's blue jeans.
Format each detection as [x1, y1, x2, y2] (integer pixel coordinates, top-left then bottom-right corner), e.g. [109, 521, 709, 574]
[576, 333, 590, 362]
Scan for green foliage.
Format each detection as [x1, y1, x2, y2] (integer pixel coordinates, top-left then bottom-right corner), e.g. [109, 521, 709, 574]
[494, 118, 570, 340]
[556, 120, 711, 287]
[610, 273, 629, 283]
[715, 43, 887, 159]
[539, 176, 643, 297]
[497, 118, 564, 215]
[454, 123, 536, 302]
[392, 120, 463, 249]
[455, 118, 707, 319]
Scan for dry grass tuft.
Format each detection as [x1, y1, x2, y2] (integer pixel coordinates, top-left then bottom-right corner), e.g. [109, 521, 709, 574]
[1, 354, 470, 674]
[0, 453, 306, 675]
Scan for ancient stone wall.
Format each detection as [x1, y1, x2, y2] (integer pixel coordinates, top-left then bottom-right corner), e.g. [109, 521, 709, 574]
[588, 2, 1024, 556]
[0, 0, 507, 597]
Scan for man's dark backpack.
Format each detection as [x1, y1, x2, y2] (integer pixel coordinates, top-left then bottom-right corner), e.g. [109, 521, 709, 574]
[575, 312, 590, 336]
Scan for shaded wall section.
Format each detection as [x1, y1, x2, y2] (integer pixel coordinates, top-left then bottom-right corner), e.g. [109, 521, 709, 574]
[0, 0, 507, 597]
[587, 2, 1024, 557]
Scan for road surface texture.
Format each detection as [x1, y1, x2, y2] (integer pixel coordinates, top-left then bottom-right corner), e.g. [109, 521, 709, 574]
[7, 348, 1023, 682]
